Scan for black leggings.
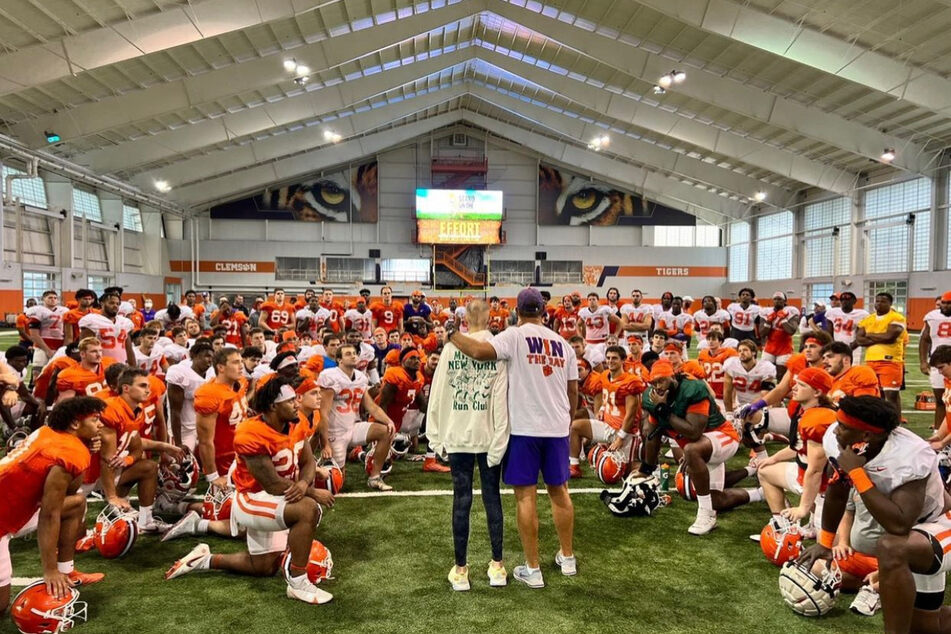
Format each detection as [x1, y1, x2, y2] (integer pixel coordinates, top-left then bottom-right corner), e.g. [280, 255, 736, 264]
[448, 453, 503, 567]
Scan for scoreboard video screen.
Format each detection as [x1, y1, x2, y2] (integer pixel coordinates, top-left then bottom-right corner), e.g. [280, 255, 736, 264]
[415, 189, 503, 244]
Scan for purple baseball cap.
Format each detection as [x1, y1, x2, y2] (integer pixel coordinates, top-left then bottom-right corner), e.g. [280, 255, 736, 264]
[517, 287, 546, 315]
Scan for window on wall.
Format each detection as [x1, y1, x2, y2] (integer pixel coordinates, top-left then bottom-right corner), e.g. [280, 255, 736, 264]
[122, 204, 143, 232]
[22, 271, 58, 303]
[326, 257, 374, 283]
[539, 260, 583, 284]
[490, 260, 534, 285]
[865, 279, 908, 314]
[755, 211, 793, 280]
[382, 258, 430, 283]
[864, 177, 932, 274]
[4, 213, 54, 265]
[275, 257, 319, 281]
[1, 165, 47, 208]
[72, 188, 102, 222]
[803, 197, 851, 277]
[695, 223, 721, 247]
[727, 221, 750, 283]
[652, 224, 721, 247]
[87, 275, 113, 295]
[807, 282, 834, 308]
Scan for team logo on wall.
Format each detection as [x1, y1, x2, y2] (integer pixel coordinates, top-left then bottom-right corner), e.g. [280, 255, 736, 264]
[210, 160, 378, 222]
[538, 163, 695, 226]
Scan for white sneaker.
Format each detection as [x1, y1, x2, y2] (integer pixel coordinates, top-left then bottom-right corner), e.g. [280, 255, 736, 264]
[850, 585, 881, 616]
[287, 576, 334, 604]
[513, 565, 544, 588]
[367, 477, 393, 492]
[139, 517, 173, 534]
[162, 511, 201, 542]
[688, 509, 718, 535]
[749, 533, 761, 543]
[487, 562, 507, 587]
[448, 566, 470, 591]
[554, 551, 577, 576]
[165, 543, 211, 580]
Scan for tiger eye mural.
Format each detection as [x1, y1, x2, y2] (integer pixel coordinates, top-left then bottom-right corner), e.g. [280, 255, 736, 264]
[210, 160, 378, 223]
[537, 163, 696, 227]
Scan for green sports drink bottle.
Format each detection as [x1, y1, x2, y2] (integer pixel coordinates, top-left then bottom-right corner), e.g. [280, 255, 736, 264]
[660, 464, 670, 492]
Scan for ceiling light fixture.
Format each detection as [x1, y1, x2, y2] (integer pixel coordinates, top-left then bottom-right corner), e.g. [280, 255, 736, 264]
[44, 130, 61, 144]
[753, 191, 767, 202]
[652, 85, 667, 95]
[295, 64, 310, 77]
[294, 76, 308, 87]
[658, 70, 686, 88]
[880, 148, 896, 162]
[154, 180, 171, 193]
[283, 58, 297, 72]
[587, 134, 610, 151]
[672, 70, 687, 83]
[324, 130, 342, 143]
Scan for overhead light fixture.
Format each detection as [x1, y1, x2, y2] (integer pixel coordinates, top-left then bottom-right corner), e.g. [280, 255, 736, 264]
[294, 76, 309, 87]
[652, 85, 667, 95]
[880, 148, 896, 162]
[154, 180, 171, 193]
[323, 130, 342, 143]
[672, 70, 686, 83]
[753, 191, 767, 202]
[44, 130, 60, 144]
[658, 70, 686, 88]
[295, 64, 310, 77]
[587, 134, 610, 151]
[283, 57, 297, 72]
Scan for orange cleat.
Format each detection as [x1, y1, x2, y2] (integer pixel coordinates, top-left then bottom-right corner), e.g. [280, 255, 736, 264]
[67, 569, 105, 586]
[569, 465, 583, 479]
[75, 531, 95, 553]
[422, 457, 451, 473]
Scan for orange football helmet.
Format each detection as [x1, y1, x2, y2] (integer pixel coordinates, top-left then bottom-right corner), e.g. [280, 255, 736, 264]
[202, 486, 234, 521]
[675, 462, 697, 501]
[159, 446, 199, 499]
[760, 516, 803, 566]
[314, 459, 345, 494]
[11, 581, 87, 634]
[587, 443, 606, 468]
[281, 540, 334, 585]
[94, 506, 138, 559]
[596, 450, 626, 484]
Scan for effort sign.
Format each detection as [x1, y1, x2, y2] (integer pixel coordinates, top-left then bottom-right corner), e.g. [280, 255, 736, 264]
[415, 189, 504, 221]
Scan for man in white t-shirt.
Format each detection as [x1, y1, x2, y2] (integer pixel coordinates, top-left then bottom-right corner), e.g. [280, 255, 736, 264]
[920, 291, 951, 430]
[448, 287, 579, 589]
[166, 342, 215, 451]
[823, 290, 869, 366]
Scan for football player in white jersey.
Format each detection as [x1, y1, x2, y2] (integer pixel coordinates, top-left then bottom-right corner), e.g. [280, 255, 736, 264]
[78, 291, 135, 364]
[920, 291, 951, 430]
[692, 296, 731, 340]
[579, 293, 619, 345]
[727, 288, 760, 342]
[26, 289, 70, 368]
[651, 292, 673, 324]
[657, 296, 694, 350]
[165, 342, 214, 451]
[823, 290, 869, 365]
[722, 340, 777, 412]
[800, 396, 951, 633]
[344, 329, 380, 385]
[317, 343, 397, 491]
[697, 324, 739, 351]
[134, 327, 169, 377]
[343, 297, 373, 341]
[620, 289, 653, 335]
[295, 296, 332, 343]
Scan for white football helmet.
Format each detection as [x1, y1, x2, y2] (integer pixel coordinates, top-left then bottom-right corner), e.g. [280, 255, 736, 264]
[779, 560, 841, 616]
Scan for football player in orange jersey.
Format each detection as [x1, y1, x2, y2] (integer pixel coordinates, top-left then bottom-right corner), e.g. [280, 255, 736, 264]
[370, 286, 404, 333]
[622, 335, 649, 383]
[553, 294, 584, 341]
[759, 291, 801, 381]
[165, 378, 336, 605]
[211, 299, 249, 348]
[697, 331, 738, 403]
[576, 359, 601, 419]
[0, 397, 106, 613]
[488, 297, 510, 333]
[63, 289, 97, 347]
[55, 338, 116, 402]
[319, 289, 346, 334]
[821, 342, 880, 405]
[15, 298, 37, 348]
[568, 346, 645, 478]
[259, 288, 296, 337]
[194, 348, 249, 491]
[182, 290, 206, 328]
[34, 344, 79, 406]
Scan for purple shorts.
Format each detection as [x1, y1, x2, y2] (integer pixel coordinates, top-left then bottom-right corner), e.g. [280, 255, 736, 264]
[502, 435, 570, 486]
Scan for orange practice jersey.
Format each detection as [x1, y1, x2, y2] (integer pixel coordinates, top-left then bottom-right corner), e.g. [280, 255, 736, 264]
[56, 358, 116, 397]
[261, 301, 294, 331]
[213, 310, 248, 346]
[370, 301, 404, 333]
[142, 375, 167, 440]
[555, 307, 581, 339]
[488, 309, 509, 332]
[829, 365, 880, 404]
[33, 356, 77, 400]
[194, 378, 249, 475]
[63, 307, 96, 342]
[232, 415, 314, 494]
[373, 366, 423, 430]
[320, 300, 346, 332]
[85, 395, 144, 484]
[598, 370, 645, 430]
[698, 347, 738, 399]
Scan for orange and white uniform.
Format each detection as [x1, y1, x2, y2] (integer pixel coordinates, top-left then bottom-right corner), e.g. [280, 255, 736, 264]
[791, 406, 836, 492]
[141, 375, 167, 441]
[826, 307, 869, 348]
[296, 306, 332, 341]
[212, 310, 248, 347]
[692, 309, 731, 338]
[230, 413, 315, 555]
[194, 378, 250, 475]
[554, 306, 581, 340]
[78, 312, 134, 362]
[657, 311, 694, 340]
[723, 357, 776, 405]
[726, 302, 760, 337]
[829, 365, 880, 404]
[698, 347, 738, 399]
[369, 301, 404, 333]
[373, 366, 423, 432]
[579, 305, 615, 344]
[33, 356, 77, 401]
[344, 308, 373, 340]
[761, 305, 800, 364]
[26, 305, 69, 349]
[588, 370, 644, 462]
[261, 301, 295, 332]
[134, 346, 167, 378]
[578, 371, 602, 416]
[82, 395, 143, 488]
[924, 309, 951, 389]
[488, 308, 510, 332]
[320, 300, 346, 333]
[858, 309, 906, 391]
[318, 367, 371, 466]
[56, 358, 116, 398]
[783, 353, 810, 383]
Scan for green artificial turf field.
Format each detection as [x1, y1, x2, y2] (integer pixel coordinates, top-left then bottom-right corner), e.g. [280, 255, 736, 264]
[1, 332, 941, 633]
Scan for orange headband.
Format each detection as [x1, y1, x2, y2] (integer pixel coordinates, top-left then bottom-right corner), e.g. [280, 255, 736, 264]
[836, 409, 882, 434]
[295, 378, 318, 395]
[402, 349, 421, 362]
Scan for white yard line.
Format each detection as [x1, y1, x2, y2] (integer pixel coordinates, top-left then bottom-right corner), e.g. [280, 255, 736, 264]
[11, 577, 41, 586]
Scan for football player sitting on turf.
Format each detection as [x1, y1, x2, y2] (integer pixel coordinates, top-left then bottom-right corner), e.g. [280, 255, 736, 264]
[165, 378, 336, 605]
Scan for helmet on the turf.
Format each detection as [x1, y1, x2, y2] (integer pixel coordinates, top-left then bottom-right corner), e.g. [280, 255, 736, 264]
[159, 446, 199, 499]
[675, 462, 697, 501]
[779, 560, 841, 616]
[595, 450, 626, 484]
[314, 459, 344, 494]
[391, 433, 411, 458]
[202, 486, 234, 521]
[281, 540, 334, 584]
[5, 425, 31, 452]
[11, 581, 87, 634]
[94, 505, 138, 559]
[600, 474, 668, 517]
[760, 516, 802, 566]
[587, 443, 606, 468]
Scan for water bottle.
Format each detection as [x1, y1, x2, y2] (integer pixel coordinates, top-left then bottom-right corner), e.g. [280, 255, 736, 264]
[660, 463, 670, 492]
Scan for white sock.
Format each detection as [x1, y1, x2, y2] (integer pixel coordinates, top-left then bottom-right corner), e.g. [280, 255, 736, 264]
[425, 451, 436, 459]
[526, 565, 540, 574]
[197, 519, 210, 534]
[697, 494, 713, 511]
[289, 572, 307, 586]
[57, 560, 74, 574]
[138, 505, 153, 526]
[745, 465, 757, 477]
[744, 487, 764, 503]
[569, 457, 579, 466]
[756, 449, 769, 461]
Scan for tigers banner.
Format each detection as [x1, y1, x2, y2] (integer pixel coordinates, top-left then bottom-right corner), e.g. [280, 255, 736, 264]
[537, 163, 696, 226]
[210, 160, 378, 222]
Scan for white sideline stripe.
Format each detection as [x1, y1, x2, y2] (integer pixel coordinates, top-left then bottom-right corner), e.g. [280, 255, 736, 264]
[11, 577, 41, 586]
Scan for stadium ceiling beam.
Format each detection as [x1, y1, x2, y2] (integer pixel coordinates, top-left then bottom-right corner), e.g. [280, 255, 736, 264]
[632, 0, 951, 118]
[173, 111, 466, 210]
[147, 85, 470, 204]
[475, 47, 858, 195]
[460, 106, 749, 223]
[466, 82, 790, 207]
[77, 48, 474, 175]
[8, 0, 484, 147]
[490, 2, 937, 175]
[0, 0, 351, 98]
